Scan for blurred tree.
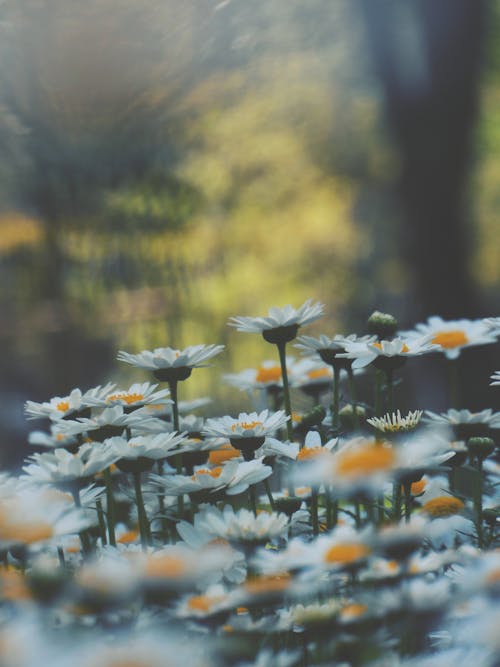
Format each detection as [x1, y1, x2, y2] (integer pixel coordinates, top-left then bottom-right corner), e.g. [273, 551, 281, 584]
[359, 0, 485, 319]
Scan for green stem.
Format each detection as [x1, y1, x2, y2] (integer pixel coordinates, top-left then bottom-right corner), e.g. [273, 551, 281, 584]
[71, 488, 92, 554]
[392, 483, 402, 522]
[133, 471, 150, 550]
[311, 489, 319, 535]
[354, 500, 362, 528]
[276, 341, 293, 442]
[403, 483, 412, 523]
[263, 479, 275, 510]
[168, 380, 180, 432]
[332, 365, 340, 432]
[347, 367, 360, 430]
[249, 485, 258, 516]
[474, 459, 484, 548]
[103, 467, 117, 546]
[96, 499, 107, 546]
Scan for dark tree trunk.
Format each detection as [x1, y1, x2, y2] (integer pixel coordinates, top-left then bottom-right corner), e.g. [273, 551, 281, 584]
[359, 0, 485, 319]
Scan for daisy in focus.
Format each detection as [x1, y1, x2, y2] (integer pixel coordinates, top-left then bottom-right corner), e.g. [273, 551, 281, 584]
[400, 316, 498, 360]
[338, 336, 438, 369]
[117, 343, 224, 382]
[228, 299, 324, 344]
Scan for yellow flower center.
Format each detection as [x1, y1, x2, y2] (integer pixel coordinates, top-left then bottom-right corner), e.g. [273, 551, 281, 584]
[117, 529, 139, 544]
[145, 555, 187, 578]
[107, 392, 145, 405]
[192, 466, 223, 480]
[431, 330, 468, 349]
[255, 365, 282, 383]
[244, 573, 291, 595]
[231, 420, 263, 432]
[336, 444, 394, 477]
[307, 368, 331, 380]
[324, 543, 371, 565]
[297, 446, 326, 461]
[56, 400, 70, 412]
[409, 479, 427, 496]
[208, 445, 240, 465]
[422, 496, 464, 517]
[187, 594, 225, 613]
[0, 513, 53, 545]
[340, 603, 368, 620]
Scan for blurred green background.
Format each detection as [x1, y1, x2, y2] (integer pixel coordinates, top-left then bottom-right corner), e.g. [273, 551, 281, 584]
[0, 1, 499, 464]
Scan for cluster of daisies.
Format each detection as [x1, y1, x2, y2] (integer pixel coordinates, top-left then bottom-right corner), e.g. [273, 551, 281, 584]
[1, 301, 499, 667]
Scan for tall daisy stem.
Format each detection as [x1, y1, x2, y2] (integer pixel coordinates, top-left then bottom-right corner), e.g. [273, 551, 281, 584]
[311, 489, 319, 535]
[403, 482, 412, 523]
[96, 499, 107, 546]
[474, 458, 484, 549]
[347, 367, 360, 430]
[133, 471, 150, 550]
[71, 488, 91, 554]
[276, 341, 293, 442]
[168, 380, 180, 432]
[332, 365, 340, 433]
[249, 485, 258, 516]
[263, 479, 275, 510]
[103, 467, 117, 546]
[447, 359, 460, 408]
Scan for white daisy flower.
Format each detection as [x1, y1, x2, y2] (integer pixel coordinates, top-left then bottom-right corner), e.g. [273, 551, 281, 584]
[85, 382, 171, 409]
[224, 359, 287, 391]
[490, 371, 500, 386]
[194, 505, 289, 545]
[28, 424, 79, 449]
[228, 299, 324, 343]
[23, 443, 119, 486]
[202, 410, 289, 460]
[203, 410, 288, 440]
[24, 383, 115, 421]
[295, 333, 376, 365]
[54, 405, 165, 438]
[0, 488, 91, 549]
[177, 517, 246, 583]
[105, 432, 187, 464]
[367, 409, 423, 433]
[400, 316, 497, 360]
[117, 344, 224, 381]
[151, 458, 272, 497]
[424, 409, 500, 439]
[338, 336, 437, 369]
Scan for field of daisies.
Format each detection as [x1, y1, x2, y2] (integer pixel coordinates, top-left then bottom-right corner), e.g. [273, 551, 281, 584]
[1, 300, 499, 667]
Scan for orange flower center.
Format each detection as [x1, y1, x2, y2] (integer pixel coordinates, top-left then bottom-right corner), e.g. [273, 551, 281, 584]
[341, 603, 368, 620]
[56, 400, 70, 412]
[0, 512, 53, 545]
[432, 330, 468, 349]
[187, 594, 224, 613]
[244, 573, 291, 595]
[408, 479, 427, 496]
[209, 445, 240, 465]
[422, 496, 464, 518]
[307, 368, 331, 380]
[336, 444, 394, 477]
[324, 543, 371, 565]
[117, 529, 139, 544]
[107, 392, 145, 405]
[297, 446, 325, 461]
[231, 421, 262, 432]
[255, 365, 282, 383]
[145, 555, 187, 578]
[192, 466, 223, 480]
